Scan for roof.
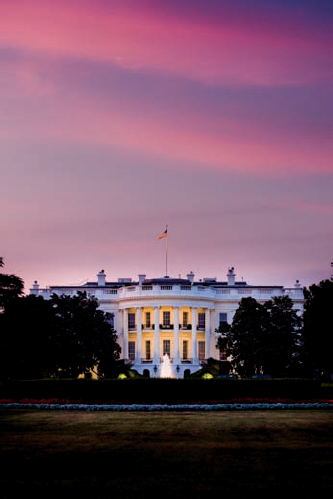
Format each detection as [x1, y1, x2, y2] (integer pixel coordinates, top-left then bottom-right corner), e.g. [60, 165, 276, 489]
[143, 277, 192, 285]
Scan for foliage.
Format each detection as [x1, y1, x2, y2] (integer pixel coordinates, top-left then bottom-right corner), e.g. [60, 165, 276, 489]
[190, 358, 232, 378]
[219, 296, 302, 377]
[302, 280, 333, 377]
[0, 258, 24, 309]
[0, 291, 120, 380]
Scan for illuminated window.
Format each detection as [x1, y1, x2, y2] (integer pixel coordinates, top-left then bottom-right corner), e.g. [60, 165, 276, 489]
[145, 311, 151, 328]
[146, 340, 151, 360]
[163, 311, 170, 326]
[163, 340, 171, 356]
[198, 341, 205, 360]
[183, 340, 188, 360]
[128, 341, 135, 361]
[128, 313, 136, 329]
[182, 311, 188, 327]
[198, 313, 205, 329]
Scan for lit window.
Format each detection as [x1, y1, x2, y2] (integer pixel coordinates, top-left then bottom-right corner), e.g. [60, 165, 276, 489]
[163, 340, 171, 356]
[128, 313, 136, 329]
[163, 311, 170, 326]
[128, 341, 135, 361]
[145, 312, 151, 328]
[198, 341, 205, 360]
[198, 313, 205, 329]
[183, 340, 188, 360]
[182, 311, 188, 327]
[146, 340, 151, 360]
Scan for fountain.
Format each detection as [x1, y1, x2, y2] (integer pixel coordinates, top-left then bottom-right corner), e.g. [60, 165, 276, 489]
[160, 353, 173, 378]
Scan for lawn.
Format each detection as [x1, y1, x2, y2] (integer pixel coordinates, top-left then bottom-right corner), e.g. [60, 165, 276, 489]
[1, 410, 332, 498]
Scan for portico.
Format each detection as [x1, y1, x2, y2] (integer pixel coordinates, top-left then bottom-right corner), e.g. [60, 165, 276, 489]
[119, 304, 215, 376]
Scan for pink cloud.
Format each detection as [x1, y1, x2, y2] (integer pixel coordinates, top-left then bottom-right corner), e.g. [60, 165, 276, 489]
[1, 88, 330, 176]
[0, 0, 330, 86]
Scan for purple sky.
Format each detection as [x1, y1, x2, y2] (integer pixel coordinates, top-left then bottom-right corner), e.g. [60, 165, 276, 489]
[1, 0, 332, 291]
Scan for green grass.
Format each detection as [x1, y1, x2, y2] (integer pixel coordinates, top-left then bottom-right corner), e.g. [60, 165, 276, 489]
[1, 410, 332, 498]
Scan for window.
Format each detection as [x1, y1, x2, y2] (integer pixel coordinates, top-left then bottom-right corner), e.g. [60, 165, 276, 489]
[163, 339, 171, 357]
[219, 313, 228, 329]
[163, 311, 170, 326]
[182, 311, 188, 327]
[198, 313, 205, 329]
[145, 340, 151, 360]
[145, 311, 151, 328]
[128, 312, 136, 329]
[183, 340, 188, 360]
[128, 341, 135, 361]
[198, 341, 205, 360]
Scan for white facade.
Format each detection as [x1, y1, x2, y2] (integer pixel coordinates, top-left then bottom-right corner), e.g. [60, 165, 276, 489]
[30, 268, 304, 378]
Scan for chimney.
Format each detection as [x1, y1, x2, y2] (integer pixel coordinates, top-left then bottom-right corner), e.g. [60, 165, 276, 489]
[187, 271, 194, 284]
[31, 280, 39, 296]
[97, 270, 106, 286]
[138, 274, 146, 285]
[227, 267, 236, 285]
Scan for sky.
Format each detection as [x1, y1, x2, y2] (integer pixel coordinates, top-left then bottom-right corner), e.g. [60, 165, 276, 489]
[1, 0, 332, 292]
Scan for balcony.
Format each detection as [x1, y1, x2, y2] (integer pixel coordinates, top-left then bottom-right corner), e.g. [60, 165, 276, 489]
[181, 358, 193, 364]
[159, 324, 174, 330]
[141, 358, 153, 364]
[142, 324, 154, 330]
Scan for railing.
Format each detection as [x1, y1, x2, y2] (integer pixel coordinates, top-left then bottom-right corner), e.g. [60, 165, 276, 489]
[181, 358, 193, 364]
[141, 358, 153, 363]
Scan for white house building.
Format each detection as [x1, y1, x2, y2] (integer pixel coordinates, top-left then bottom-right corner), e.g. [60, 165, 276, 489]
[30, 268, 304, 378]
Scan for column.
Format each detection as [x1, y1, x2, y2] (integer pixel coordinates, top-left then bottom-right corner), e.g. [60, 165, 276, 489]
[136, 307, 142, 363]
[173, 306, 180, 364]
[205, 308, 210, 359]
[191, 307, 198, 363]
[123, 309, 128, 361]
[153, 306, 160, 364]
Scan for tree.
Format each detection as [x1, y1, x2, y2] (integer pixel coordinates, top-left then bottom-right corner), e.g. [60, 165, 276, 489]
[0, 258, 24, 309]
[224, 297, 269, 377]
[0, 290, 121, 380]
[262, 296, 302, 377]
[0, 294, 57, 380]
[302, 280, 333, 378]
[50, 291, 121, 378]
[218, 296, 302, 377]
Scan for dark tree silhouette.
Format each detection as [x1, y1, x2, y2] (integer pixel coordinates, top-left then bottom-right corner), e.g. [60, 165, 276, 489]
[0, 289, 121, 380]
[0, 258, 24, 309]
[302, 280, 333, 378]
[217, 296, 302, 377]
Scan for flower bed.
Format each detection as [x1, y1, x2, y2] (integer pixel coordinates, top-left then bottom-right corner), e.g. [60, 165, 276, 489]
[0, 398, 332, 411]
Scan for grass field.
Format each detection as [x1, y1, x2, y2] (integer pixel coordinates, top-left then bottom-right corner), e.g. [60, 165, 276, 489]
[1, 410, 332, 498]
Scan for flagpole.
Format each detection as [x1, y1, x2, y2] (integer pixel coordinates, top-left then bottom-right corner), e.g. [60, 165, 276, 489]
[165, 224, 168, 277]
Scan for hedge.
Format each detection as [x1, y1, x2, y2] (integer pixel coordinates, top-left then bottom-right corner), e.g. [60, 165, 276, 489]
[0, 379, 322, 404]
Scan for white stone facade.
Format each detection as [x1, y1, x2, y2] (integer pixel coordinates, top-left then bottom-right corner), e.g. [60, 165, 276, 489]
[30, 268, 304, 378]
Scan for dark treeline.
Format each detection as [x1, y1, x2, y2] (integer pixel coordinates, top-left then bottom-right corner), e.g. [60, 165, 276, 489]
[0, 259, 120, 380]
[216, 281, 333, 379]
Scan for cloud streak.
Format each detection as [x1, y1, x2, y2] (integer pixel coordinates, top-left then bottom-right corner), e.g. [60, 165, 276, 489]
[1, 0, 331, 86]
